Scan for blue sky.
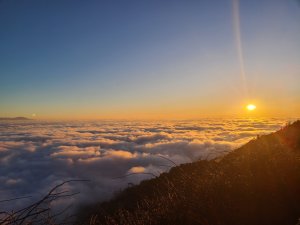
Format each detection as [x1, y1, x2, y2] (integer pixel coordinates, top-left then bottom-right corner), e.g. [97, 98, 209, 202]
[0, 0, 299, 119]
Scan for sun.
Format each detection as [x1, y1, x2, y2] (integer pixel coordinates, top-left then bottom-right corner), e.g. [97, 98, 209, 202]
[246, 104, 256, 111]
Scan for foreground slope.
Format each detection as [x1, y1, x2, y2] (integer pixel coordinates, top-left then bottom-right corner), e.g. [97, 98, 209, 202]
[78, 121, 300, 225]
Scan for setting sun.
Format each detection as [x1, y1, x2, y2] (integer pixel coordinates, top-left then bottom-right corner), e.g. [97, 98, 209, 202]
[246, 104, 256, 111]
[0, 0, 299, 224]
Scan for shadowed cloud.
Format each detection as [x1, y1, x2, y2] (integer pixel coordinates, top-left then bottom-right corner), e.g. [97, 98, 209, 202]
[0, 118, 288, 212]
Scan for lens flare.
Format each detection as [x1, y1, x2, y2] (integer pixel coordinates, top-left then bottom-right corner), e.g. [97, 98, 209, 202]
[232, 0, 248, 97]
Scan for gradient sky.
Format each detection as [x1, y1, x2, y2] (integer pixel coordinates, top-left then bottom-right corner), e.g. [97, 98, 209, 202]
[0, 0, 299, 119]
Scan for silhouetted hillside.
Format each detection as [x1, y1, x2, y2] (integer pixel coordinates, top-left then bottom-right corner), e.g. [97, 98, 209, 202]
[77, 121, 300, 225]
[0, 117, 31, 120]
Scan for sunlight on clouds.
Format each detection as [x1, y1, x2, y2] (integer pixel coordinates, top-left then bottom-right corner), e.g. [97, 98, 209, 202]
[51, 146, 101, 158]
[128, 166, 146, 173]
[0, 118, 292, 212]
[105, 150, 135, 159]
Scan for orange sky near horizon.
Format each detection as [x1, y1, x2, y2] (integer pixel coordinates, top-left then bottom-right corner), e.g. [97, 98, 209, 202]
[1, 0, 299, 120]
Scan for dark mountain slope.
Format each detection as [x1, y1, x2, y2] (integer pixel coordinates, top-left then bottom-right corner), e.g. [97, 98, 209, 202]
[0, 117, 31, 120]
[77, 121, 300, 225]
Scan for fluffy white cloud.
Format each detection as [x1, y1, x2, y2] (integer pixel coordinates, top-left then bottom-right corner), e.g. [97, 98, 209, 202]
[128, 166, 145, 173]
[0, 118, 290, 213]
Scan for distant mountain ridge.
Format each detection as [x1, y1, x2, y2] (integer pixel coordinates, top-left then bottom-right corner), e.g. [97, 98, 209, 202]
[77, 120, 300, 225]
[0, 117, 31, 120]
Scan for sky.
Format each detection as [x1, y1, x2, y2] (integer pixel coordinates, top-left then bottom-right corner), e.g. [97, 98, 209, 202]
[0, 0, 299, 119]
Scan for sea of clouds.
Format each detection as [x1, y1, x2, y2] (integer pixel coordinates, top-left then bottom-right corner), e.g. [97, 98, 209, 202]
[0, 118, 291, 213]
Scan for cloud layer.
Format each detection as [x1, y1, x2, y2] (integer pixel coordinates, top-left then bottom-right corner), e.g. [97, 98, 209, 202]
[0, 118, 289, 212]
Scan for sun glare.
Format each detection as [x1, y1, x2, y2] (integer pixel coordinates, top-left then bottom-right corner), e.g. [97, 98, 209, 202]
[246, 104, 256, 111]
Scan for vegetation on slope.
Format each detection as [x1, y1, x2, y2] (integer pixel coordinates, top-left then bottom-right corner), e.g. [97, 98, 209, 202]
[77, 121, 300, 225]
